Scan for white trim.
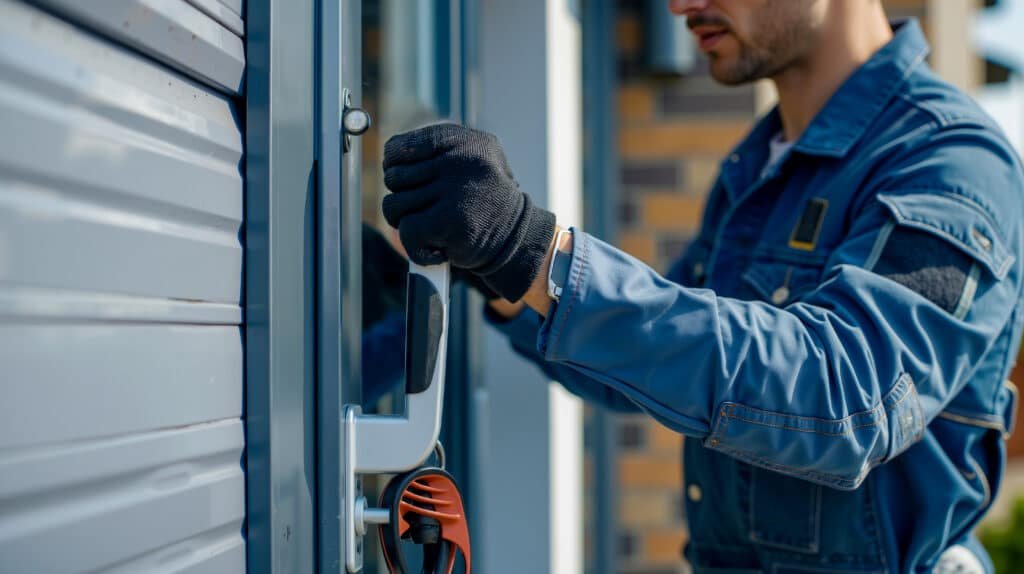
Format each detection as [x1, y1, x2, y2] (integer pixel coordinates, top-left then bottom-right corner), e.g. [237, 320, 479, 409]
[546, 1, 583, 572]
[476, 1, 584, 572]
[864, 220, 895, 271]
[549, 384, 584, 574]
[953, 262, 981, 320]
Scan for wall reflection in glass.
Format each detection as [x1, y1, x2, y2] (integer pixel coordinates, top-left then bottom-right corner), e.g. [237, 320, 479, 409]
[360, 0, 447, 408]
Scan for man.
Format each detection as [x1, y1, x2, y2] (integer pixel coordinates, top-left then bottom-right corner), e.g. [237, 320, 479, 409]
[380, 0, 1024, 571]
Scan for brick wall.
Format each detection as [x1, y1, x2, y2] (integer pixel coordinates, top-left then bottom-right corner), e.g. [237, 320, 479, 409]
[609, 2, 940, 572]
[612, 4, 749, 570]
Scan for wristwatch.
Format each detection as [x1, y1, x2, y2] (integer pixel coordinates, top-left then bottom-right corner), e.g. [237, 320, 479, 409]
[547, 228, 573, 302]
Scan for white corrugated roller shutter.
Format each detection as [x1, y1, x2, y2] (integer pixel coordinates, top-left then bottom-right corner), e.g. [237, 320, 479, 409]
[0, 0, 247, 571]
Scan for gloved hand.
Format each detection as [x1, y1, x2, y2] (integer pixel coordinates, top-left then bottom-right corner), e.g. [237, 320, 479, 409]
[382, 123, 556, 302]
[452, 268, 501, 301]
[364, 221, 504, 309]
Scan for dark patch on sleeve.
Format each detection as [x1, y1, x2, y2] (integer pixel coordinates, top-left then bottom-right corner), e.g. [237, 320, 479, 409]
[874, 226, 974, 314]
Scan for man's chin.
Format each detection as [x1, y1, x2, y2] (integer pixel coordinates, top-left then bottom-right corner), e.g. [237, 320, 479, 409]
[708, 59, 760, 86]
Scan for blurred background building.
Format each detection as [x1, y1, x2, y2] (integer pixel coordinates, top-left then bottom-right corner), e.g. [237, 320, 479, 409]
[0, 1, 1021, 573]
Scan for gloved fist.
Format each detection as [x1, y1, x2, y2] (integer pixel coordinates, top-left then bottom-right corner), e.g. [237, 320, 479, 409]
[452, 268, 502, 301]
[382, 123, 556, 302]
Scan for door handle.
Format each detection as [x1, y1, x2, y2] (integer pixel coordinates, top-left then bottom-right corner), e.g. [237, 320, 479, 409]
[343, 262, 451, 572]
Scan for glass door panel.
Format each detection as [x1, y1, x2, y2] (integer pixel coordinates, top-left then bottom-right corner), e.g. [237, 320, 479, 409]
[359, 3, 456, 571]
[330, 1, 465, 571]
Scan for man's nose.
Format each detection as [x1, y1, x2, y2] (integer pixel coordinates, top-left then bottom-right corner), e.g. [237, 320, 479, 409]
[668, 0, 710, 16]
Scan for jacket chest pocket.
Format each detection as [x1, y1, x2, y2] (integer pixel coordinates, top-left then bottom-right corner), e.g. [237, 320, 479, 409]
[741, 260, 824, 306]
[748, 467, 822, 553]
[748, 468, 888, 567]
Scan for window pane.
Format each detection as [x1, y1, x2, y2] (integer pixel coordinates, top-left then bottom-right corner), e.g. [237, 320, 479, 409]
[360, 0, 445, 411]
[358, 1, 449, 570]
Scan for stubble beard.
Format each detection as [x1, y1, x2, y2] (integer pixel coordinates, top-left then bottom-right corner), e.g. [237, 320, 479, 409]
[707, 5, 817, 86]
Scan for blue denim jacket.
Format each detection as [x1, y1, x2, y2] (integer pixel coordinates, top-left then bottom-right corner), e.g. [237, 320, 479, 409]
[489, 21, 1023, 573]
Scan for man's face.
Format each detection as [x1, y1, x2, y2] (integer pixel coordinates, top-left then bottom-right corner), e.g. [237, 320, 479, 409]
[669, 0, 824, 85]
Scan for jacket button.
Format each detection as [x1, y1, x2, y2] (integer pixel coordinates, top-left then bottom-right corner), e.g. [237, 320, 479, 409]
[687, 484, 703, 503]
[771, 286, 790, 305]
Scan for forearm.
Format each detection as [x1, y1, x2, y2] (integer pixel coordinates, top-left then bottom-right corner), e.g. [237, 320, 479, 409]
[487, 225, 572, 319]
[484, 304, 641, 413]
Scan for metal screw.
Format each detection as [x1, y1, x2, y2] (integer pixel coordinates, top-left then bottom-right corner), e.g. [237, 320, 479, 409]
[343, 108, 372, 136]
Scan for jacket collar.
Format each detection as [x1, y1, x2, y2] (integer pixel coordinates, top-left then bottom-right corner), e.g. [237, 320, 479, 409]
[719, 20, 930, 201]
[735, 19, 931, 160]
[791, 19, 930, 158]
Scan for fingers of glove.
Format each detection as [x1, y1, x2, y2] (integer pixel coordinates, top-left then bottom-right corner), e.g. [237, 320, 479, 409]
[383, 123, 470, 169]
[381, 182, 444, 228]
[398, 214, 448, 266]
[383, 156, 442, 192]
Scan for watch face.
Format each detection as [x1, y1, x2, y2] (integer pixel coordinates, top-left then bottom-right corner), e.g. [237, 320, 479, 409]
[548, 245, 573, 301]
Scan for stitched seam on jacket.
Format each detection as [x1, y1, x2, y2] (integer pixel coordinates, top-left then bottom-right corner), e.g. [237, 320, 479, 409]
[876, 193, 1012, 280]
[714, 405, 732, 447]
[720, 400, 885, 434]
[940, 406, 1004, 425]
[888, 378, 925, 458]
[885, 373, 913, 408]
[723, 415, 880, 436]
[721, 377, 915, 439]
[895, 91, 983, 128]
[711, 442, 874, 489]
[885, 208, 999, 269]
[709, 377, 919, 486]
[912, 381, 925, 441]
[731, 374, 915, 428]
[936, 411, 1005, 432]
[881, 186, 1002, 227]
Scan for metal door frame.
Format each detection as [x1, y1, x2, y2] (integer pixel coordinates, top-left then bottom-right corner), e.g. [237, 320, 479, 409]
[246, 0, 473, 570]
[581, 1, 620, 572]
[245, 0, 319, 572]
[315, 0, 361, 570]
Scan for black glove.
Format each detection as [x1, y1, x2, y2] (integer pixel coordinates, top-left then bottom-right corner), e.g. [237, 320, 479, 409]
[362, 223, 499, 326]
[382, 123, 556, 302]
[452, 268, 501, 301]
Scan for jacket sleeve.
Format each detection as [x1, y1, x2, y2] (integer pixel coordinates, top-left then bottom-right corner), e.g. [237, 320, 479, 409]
[484, 304, 641, 413]
[535, 128, 1024, 489]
